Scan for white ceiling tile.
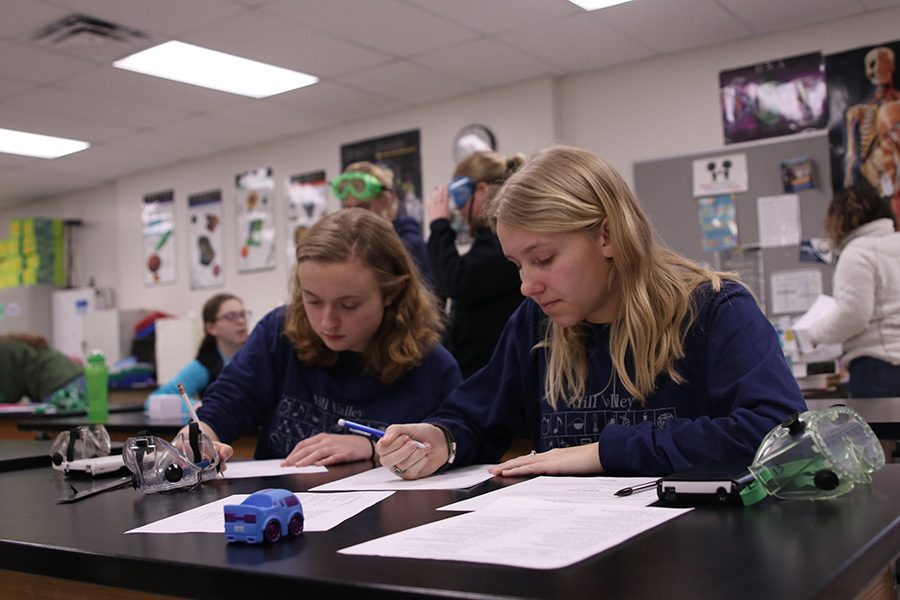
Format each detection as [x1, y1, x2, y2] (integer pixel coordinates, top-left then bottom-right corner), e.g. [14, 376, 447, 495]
[153, 115, 287, 148]
[0, 77, 35, 100]
[0, 104, 131, 142]
[205, 101, 336, 134]
[0, 0, 68, 39]
[597, 0, 754, 53]
[268, 81, 410, 120]
[0, 39, 96, 83]
[717, 0, 864, 33]
[262, 0, 479, 57]
[39, 0, 250, 37]
[184, 9, 391, 77]
[405, 0, 581, 34]
[498, 11, 656, 74]
[336, 60, 478, 104]
[102, 131, 217, 162]
[859, 0, 900, 8]
[413, 39, 559, 86]
[55, 66, 245, 113]
[3, 86, 188, 129]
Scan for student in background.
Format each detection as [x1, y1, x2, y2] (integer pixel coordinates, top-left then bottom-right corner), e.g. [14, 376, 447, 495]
[377, 145, 806, 479]
[806, 181, 900, 397]
[188, 209, 461, 466]
[0, 333, 83, 403]
[426, 150, 525, 378]
[151, 293, 249, 399]
[331, 162, 433, 286]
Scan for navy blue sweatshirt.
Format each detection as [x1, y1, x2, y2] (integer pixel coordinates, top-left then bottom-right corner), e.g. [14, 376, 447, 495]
[427, 282, 807, 475]
[199, 306, 462, 459]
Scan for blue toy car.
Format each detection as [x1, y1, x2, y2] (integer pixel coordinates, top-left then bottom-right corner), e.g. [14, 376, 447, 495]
[224, 488, 304, 543]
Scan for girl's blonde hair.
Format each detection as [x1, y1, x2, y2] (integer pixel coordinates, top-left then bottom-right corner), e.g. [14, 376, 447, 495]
[344, 161, 394, 190]
[284, 208, 444, 384]
[486, 145, 727, 407]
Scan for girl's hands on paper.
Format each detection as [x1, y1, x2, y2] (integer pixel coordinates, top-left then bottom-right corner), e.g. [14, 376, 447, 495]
[376, 424, 439, 479]
[282, 432, 372, 467]
[488, 443, 604, 477]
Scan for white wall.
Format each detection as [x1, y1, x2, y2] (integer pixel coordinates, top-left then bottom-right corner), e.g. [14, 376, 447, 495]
[112, 77, 556, 321]
[3, 6, 899, 321]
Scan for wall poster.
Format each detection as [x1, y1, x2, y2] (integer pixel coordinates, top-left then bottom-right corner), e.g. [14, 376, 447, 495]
[825, 40, 900, 213]
[340, 129, 423, 224]
[719, 51, 827, 144]
[691, 153, 749, 196]
[142, 189, 176, 286]
[235, 167, 276, 273]
[188, 190, 224, 290]
[284, 170, 329, 269]
[696, 194, 738, 252]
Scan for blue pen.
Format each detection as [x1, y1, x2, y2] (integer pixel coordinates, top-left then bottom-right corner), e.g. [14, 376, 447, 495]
[337, 418, 385, 438]
[337, 418, 427, 448]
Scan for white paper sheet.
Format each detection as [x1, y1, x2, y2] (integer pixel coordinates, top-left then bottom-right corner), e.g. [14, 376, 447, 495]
[219, 459, 327, 479]
[339, 496, 691, 569]
[438, 475, 661, 511]
[757, 194, 800, 248]
[791, 294, 843, 360]
[126, 491, 393, 534]
[310, 464, 495, 492]
[770, 268, 822, 314]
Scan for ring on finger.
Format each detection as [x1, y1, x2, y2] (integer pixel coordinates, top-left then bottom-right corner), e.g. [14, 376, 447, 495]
[528, 450, 536, 457]
[392, 465, 405, 476]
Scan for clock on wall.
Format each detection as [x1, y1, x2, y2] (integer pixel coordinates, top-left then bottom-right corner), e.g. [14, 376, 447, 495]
[453, 123, 496, 163]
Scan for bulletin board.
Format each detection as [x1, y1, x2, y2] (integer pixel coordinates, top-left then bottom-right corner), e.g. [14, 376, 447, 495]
[633, 133, 834, 317]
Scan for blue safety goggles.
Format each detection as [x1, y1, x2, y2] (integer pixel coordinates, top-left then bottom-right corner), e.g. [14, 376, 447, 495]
[448, 176, 475, 210]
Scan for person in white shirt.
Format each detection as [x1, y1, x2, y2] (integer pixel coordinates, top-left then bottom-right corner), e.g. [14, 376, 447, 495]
[808, 180, 900, 397]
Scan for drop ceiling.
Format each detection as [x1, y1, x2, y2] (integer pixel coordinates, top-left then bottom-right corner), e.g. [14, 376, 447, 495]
[0, 0, 896, 207]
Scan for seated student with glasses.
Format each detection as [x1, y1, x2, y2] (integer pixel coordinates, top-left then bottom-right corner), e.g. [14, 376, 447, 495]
[331, 162, 434, 287]
[150, 293, 250, 400]
[182, 209, 461, 468]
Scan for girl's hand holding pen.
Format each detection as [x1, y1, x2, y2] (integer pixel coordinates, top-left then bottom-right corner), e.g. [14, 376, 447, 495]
[377, 424, 439, 479]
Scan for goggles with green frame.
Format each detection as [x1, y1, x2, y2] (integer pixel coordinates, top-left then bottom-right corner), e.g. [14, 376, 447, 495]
[331, 172, 385, 202]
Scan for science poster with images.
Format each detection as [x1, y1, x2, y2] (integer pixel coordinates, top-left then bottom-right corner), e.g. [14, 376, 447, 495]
[142, 189, 176, 286]
[696, 194, 738, 252]
[188, 190, 224, 290]
[235, 166, 276, 273]
[825, 39, 900, 197]
[284, 170, 329, 268]
[719, 51, 827, 144]
[340, 129, 423, 224]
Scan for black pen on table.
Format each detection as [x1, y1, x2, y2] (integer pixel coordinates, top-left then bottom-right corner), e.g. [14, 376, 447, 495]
[614, 479, 660, 497]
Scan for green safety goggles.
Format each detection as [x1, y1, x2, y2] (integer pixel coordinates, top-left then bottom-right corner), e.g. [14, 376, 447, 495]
[331, 173, 385, 202]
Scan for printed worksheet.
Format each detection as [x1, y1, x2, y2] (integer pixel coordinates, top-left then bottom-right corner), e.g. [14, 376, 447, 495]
[220, 459, 327, 479]
[438, 475, 662, 511]
[339, 496, 691, 569]
[310, 464, 495, 492]
[126, 491, 392, 534]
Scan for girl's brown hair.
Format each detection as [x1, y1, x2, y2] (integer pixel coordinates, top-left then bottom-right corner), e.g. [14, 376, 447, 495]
[283, 209, 444, 383]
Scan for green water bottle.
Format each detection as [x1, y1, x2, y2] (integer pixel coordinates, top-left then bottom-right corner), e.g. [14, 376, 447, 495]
[85, 350, 109, 424]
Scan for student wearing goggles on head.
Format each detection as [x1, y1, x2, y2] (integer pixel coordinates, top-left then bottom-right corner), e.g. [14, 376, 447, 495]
[425, 150, 526, 378]
[149, 293, 250, 402]
[332, 162, 434, 288]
